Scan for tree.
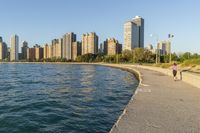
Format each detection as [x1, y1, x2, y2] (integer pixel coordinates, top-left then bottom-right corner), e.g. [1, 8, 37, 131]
[143, 49, 155, 63]
[132, 48, 144, 63]
[95, 54, 104, 62]
[191, 53, 200, 59]
[122, 50, 133, 62]
[163, 54, 170, 63]
[179, 52, 192, 62]
[77, 53, 96, 62]
[171, 53, 179, 62]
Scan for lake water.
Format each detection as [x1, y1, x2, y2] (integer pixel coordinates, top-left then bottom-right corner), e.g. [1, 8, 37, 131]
[0, 64, 138, 133]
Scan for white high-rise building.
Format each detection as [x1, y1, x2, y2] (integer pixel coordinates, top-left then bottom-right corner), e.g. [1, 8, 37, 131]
[124, 16, 144, 50]
[124, 21, 139, 50]
[10, 34, 19, 61]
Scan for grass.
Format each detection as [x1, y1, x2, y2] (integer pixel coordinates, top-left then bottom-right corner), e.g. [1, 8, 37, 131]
[149, 58, 200, 73]
[152, 63, 173, 68]
[181, 58, 200, 67]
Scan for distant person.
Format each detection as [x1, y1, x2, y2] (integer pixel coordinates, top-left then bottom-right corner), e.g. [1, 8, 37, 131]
[172, 63, 178, 81]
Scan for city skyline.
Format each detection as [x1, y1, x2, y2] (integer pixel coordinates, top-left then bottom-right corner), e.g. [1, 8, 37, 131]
[0, 0, 200, 53]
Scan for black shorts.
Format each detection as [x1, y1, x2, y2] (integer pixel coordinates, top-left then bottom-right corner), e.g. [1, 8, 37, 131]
[173, 70, 177, 77]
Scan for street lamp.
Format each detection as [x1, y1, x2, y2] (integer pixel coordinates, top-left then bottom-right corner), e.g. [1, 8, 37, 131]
[168, 34, 174, 63]
[150, 34, 159, 64]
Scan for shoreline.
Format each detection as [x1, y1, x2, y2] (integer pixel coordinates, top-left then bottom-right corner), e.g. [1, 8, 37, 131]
[2, 62, 199, 89]
[1, 63, 200, 132]
[99, 64, 142, 133]
[0, 62, 99, 64]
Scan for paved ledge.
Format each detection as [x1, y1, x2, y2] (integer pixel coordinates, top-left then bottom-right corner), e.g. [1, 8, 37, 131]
[101, 64, 200, 133]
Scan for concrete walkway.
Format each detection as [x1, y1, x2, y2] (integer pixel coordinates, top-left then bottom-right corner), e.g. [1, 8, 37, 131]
[107, 64, 200, 133]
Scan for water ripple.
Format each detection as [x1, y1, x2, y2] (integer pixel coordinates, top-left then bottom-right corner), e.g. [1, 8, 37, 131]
[0, 64, 138, 133]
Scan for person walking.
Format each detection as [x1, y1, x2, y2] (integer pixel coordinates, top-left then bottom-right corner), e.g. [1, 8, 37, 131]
[172, 63, 178, 81]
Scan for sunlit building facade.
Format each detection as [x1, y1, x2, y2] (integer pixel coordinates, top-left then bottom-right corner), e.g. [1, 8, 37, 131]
[82, 32, 98, 55]
[104, 38, 122, 55]
[62, 32, 76, 60]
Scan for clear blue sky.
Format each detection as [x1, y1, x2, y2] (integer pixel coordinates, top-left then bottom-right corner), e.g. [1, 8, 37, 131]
[0, 0, 199, 53]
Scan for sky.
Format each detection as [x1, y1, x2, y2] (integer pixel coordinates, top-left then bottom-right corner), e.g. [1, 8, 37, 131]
[0, 0, 200, 53]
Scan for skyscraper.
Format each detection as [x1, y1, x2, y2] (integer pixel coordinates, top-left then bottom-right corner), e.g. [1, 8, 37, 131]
[99, 43, 104, 53]
[133, 16, 144, 48]
[104, 38, 122, 55]
[157, 41, 171, 55]
[62, 32, 76, 60]
[21, 41, 28, 60]
[7, 47, 10, 61]
[124, 16, 144, 50]
[0, 37, 3, 60]
[55, 38, 63, 58]
[48, 44, 53, 58]
[72, 41, 81, 60]
[34, 44, 43, 61]
[43, 44, 49, 59]
[50, 38, 62, 58]
[27, 47, 35, 61]
[82, 32, 98, 55]
[10, 34, 19, 61]
[52, 39, 58, 57]
[0, 37, 8, 60]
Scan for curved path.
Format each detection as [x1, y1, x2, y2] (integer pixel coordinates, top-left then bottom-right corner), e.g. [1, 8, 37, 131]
[104, 64, 200, 133]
